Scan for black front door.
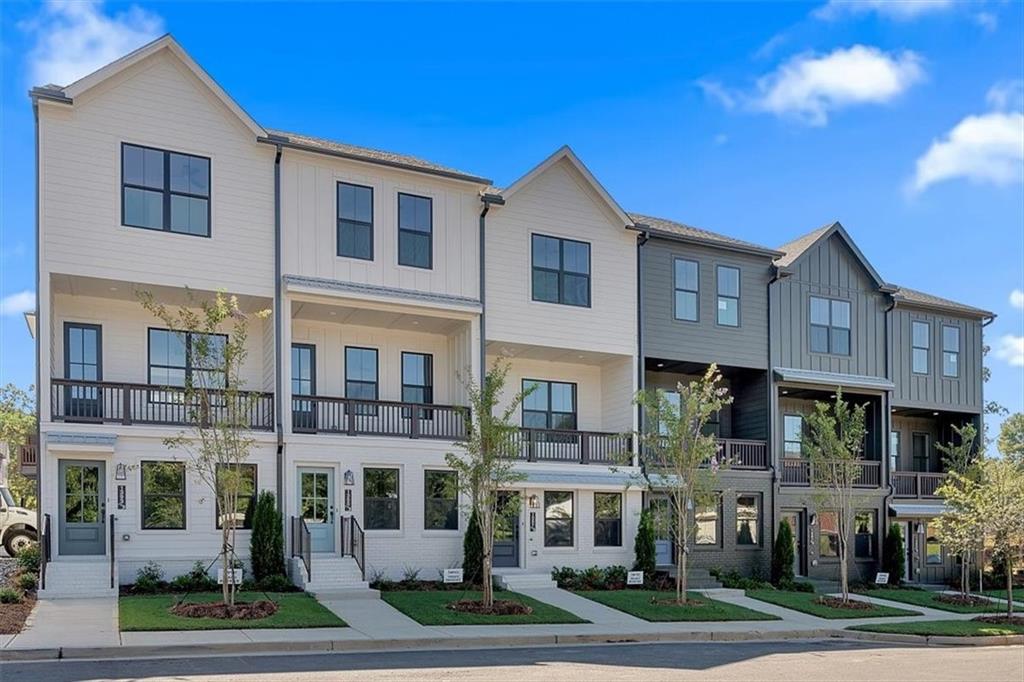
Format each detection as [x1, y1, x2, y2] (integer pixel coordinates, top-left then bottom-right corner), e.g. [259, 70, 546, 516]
[493, 492, 520, 568]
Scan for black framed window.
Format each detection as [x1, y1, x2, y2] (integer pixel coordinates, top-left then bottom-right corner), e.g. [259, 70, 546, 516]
[122, 143, 210, 236]
[291, 344, 316, 430]
[819, 511, 839, 558]
[64, 323, 102, 419]
[148, 329, 226, 400]
[942, 325, 960, 378]
[783, 414, 803, 457]
[854, 510, 876, 559]
[345, 346, 378, 414]
[531, 234, 591, 307]
[522, 379, 577, 430]
[716, 265, 740, 327]
[695, 496, 721, 546]
[215, 463, 256, 529]
[890, 430, 901, 473]
[594, 492, 622, 547]
[809, 296, 851, 355]
[544, 491, 573, 547]
[401, 352, 433, 405]
[338, 182, 373, 260]
[912, 321, 930, 374]
[141, 461, 186, 530]
[736, 493, 760, 545]
[398, 192, 432, 268]
[424, 470, 457, 531]
[364, 467, 400, 530]
[673, 258, 699, 321]
[912, 432, 930, 472]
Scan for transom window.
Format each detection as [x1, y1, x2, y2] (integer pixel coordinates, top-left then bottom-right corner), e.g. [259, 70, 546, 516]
[809, 296, 851, 355]
[716, 266, 740, 327]
[337, 182, 374, 260]
[531, 234, 591, 307]
[522, 379, 577, 430]
[942, 326, 960, 378]
[148, 329, 226, 398]
[122, 143, 210, 237]
[673, 258, 699, 321]
[912, 321, 930, 374]
[345, 347, 378, 412]
[398, 193, 432, 269]
[141, 461, 186, 530]
[783, 414, 804, 457]
[364, 468, 400, 530]
[424, 470, 458, 531]
[215, 463, 256, 530]
[544, 491, 574, 547]
[594, 492, 622, 547]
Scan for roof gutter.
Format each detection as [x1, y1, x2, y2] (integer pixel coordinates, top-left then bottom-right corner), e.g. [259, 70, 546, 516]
[643, 227, 784, 259]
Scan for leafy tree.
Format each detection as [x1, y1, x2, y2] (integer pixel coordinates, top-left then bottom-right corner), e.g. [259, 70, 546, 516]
[140, 290, 270, 606]
[462, 509, 483, 586]
[635, 365, 732, 604]
[882, 523, 905, 586]
[975, 458, 1024, 618]
[250, 490, 285, 583]
[772, 520, 795, 587]
[934, 423, 982, 596]
[445, 359, 530, 608]
[633, 507, 656, 578]
[997, 413, 1024, 468]
[802, 389, 868, 603]
[0, 384, 36, 508]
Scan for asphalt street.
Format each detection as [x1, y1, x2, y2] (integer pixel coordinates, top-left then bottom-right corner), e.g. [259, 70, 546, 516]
[2, 639, 1022, 682]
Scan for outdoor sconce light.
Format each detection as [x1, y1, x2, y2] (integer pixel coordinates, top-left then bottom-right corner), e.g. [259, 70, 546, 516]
[115, 463, 127, 481]
[809, 513, 817, 526]
[916, 522, 925, 535]
[343, 470, 355, 486]
[528, 494, 539, 509]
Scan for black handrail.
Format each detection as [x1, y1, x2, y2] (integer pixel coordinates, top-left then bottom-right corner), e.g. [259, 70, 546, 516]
[290, 516, 312, 583]
[347, 516, 365, 581]
[109, 514, 116, 589]
[41, 513, 51, 590]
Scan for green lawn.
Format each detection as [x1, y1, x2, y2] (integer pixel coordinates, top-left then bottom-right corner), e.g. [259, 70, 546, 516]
[745, 589, 920, 619]
[576, 590, 778, 622]
[119, 592, 346, 631]
[849, 620, 1024, 637]
[380, 590, 587, 625]
[853, 588, 1005, 614]
[981, 589, 1024, 606]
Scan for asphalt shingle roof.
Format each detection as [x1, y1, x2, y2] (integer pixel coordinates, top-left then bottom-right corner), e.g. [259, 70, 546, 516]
[774, 222, 837, 267]
[629, 213, 781, 256]
[892, 286, 993, 318]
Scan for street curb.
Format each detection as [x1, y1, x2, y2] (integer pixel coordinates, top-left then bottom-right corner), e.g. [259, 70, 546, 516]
[3, 628, 1020, 662]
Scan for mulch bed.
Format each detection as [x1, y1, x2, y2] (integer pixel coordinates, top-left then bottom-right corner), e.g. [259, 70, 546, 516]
[170, 599, 278, 620]
[650, 597, 706, 607]
[936, 594, 993, 608]
[973, 615, 1024, 626]
[0, 593, 35, 634]
[815, 596, 875, 610]
[446, 599, 533, 616]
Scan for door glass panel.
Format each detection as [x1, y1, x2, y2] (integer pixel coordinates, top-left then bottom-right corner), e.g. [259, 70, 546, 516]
[301, 472, 329, 523]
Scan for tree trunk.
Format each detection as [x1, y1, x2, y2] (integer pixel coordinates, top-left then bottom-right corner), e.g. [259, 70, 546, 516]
[838, 527, 849, 603]
[481, 506, 493, 608]
[222, 524, 230, 605]
[676, 509, 688, 605]
[1007, 558, 1014, 620]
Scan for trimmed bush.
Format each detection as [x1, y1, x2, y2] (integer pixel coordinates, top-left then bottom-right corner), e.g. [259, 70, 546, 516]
[551, 565, 631, 590]
[169, 561, 218, 592]
[711, 568, 773, 591]
[771, 520, 795, 587]
[882, 523, 905, 586]
[133, 561, 165, 594]
[15, 544, 40, 574]
[462, 510, 483, 586]
[16, 572, 37, 591]
[633, 508, 656, 578]
[250, 490, 285, 583]
[0, 587, 23, 604]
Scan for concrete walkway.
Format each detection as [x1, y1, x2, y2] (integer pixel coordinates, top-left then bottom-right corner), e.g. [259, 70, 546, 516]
[8, 598, 119, 649]
[319, 596, 429, 640]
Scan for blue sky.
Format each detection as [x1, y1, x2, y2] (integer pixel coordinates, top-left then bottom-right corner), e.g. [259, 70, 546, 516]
[1, 1, 1022, 443]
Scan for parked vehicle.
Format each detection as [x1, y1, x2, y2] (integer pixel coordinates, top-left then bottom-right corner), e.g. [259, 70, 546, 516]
[0, 486, 37, 556]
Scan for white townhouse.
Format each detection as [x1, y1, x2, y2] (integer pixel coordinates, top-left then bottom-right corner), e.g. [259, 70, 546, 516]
[29, 35, 641, 597]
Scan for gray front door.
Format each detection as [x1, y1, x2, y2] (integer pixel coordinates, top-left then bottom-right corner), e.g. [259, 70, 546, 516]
[298, 467, 335, 553]
[59, 459, 106, 556]
[651, 495, 673, 566]
[493, 492, 520, 568]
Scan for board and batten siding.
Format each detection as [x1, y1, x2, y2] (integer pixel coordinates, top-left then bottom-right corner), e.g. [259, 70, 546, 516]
[38, 50, 275, 297]
[642, 239, 772, 369]
[280, 149, 481, 300]
[890, 308, 983, 412]
[485, 158, 637, 357]
[769, 233, 888, 378]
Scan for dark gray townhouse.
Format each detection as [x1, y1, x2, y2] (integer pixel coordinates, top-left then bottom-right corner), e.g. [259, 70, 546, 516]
[637, 218, 992, 586]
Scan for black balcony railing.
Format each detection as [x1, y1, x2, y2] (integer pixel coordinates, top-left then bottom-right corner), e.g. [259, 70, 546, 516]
[781, 458, 882, 488]
[291, 395, 468, 440]
[716, 438, 769, 469]
[892, 471, 947, 498]
[50, 379, 274, 430]
[507, 428, 631, 465]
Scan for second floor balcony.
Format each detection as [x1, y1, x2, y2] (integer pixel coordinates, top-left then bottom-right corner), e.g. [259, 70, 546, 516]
[780, 457, 883, 488]
[892, 471, 947, 498]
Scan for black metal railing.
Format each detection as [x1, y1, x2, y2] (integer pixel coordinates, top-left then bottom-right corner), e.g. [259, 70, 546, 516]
[716, 439, 769, 469]
[51, 379, 274, 430]
[508, 428, 631, 464]
[781, 458, 882, 488]
[109, 514, 116, 589]
[342, 516, 365, 581]
[892, 471, 947, 498]
[292, 395, 467, 440]
[41, 513, 51, 590]
[290, 516, 312, 582]
[18, 439, 38, 477]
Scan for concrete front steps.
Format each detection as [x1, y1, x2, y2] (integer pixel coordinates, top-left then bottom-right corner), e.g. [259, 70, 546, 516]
[289, 555, 378, 599]
[38, 558, 118, 598]
[664, 567, 723, 589]
[493, 570, 557, 590]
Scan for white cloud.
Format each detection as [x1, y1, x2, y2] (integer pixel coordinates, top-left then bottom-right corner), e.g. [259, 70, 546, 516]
[986, 80, 1024, 111]
[974, 11, 998, 32]
[21, 0, 163, 87]
[0, 291, 36, 317]
[814, 0, 955, 21]
[909, 111, 1024, 193]
[994, 334, 1024, 367]
[1011, 289, 1024, 310]
[751, 45, 924, 126]
[696, 79, 737, 111]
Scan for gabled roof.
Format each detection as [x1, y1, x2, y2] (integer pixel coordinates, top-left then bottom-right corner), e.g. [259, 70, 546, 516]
[891, 286, 994, 319]
[775, 221, 888, 289]
[265, 130, 491, 185]
[499, 146, 634, 227]
[630, 213, 783, 258]
[33, 34, 265, 139]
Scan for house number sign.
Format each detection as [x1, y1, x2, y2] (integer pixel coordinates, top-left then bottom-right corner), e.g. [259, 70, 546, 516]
[117, 485, 126, 510]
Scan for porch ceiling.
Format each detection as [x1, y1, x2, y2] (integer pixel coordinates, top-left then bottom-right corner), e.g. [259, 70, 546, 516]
[486, 340, 629, 365]
[50, 273, 271, 310]
[292, 299, 465, 335]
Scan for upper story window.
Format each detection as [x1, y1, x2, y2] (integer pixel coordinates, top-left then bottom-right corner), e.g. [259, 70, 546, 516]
[532, 235, 591, 307]
[912, 432, 930, 472]
[291, 343, 316, 431]
[783, 414, 803, 457]
[337, 182, 373, 260]
[912, 321, 930, 374]
[522, 379, 577, 430]
[397, 193, 432, 269]
[401, 352, 433, 405]
[716, 266, 740, 327]
[64, 323, 102, 418]
[942, 326, 960, 377]
[122, 143, 210, 237]
[345, 347, 379, 413]
[673, 258, 698, 321]
[148, 329, 226, 395]
[809, 296, 850, 355]
[890, 430, 901, 473]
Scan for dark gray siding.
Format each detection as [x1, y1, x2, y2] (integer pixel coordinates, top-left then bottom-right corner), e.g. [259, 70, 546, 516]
[643, 239, 772, 369]
[890, 308, 983, 412]
[769, 233, 888, 378]
[688, 472, 773, 578]
[731, 373, 768, 441]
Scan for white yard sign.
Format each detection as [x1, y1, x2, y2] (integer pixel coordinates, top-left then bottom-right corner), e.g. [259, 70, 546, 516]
[443, 568, 464, 584]
[627, 571, 644, 586]
[875, 572, 890, 585]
